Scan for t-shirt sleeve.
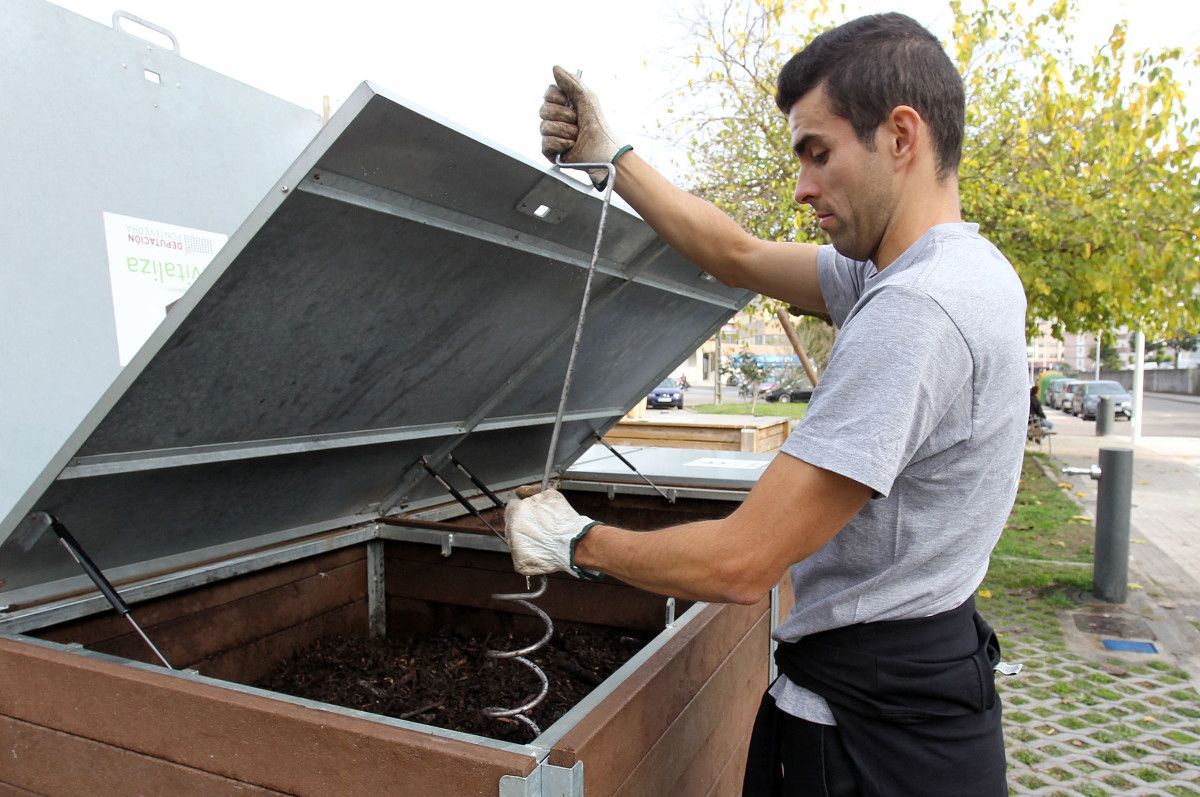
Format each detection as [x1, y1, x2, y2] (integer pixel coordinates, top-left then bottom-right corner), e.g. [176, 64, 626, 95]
[817, 245, 869, 327]
[780, 285, 973, 497]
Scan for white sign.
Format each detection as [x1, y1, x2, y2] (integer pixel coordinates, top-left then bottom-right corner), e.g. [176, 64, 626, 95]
[684, 457, 769, 470]
[103, 212, 227, 365]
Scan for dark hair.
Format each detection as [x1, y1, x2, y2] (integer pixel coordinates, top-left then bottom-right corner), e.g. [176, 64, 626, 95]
[775, 13, 965, 179]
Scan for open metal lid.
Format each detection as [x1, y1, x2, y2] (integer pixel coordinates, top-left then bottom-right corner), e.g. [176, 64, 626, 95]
[0, 82, 751, 605]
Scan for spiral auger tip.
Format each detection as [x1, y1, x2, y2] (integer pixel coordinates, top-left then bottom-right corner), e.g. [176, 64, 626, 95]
[482, 574, 553, 739]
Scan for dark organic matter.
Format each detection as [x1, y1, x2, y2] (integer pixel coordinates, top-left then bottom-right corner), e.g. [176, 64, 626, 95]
[256, 621, 652, 743]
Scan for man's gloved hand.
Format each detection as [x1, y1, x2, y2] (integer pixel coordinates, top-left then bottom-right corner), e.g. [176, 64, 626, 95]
[504, 488, 603, 580]
[539, 65, 627, 189]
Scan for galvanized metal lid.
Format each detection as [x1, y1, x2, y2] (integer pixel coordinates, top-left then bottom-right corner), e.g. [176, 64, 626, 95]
[0, 82, 751, 605]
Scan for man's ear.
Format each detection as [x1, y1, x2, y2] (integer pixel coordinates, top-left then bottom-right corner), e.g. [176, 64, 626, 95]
[883, 105, 922, 170]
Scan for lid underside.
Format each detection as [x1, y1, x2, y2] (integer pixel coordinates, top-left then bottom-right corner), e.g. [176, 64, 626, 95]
[0, 83, 752, 604]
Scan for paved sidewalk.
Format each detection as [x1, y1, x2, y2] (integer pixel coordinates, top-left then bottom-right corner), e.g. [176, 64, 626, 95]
[1000, 410, 1200, 794]
[1038, 408, 1200, 639]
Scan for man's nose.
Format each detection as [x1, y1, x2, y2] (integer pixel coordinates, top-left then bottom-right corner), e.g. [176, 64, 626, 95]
[794, 169, 817, 205]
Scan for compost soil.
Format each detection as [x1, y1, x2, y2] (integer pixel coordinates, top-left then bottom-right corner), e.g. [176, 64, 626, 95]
[256, 622, 653, 743]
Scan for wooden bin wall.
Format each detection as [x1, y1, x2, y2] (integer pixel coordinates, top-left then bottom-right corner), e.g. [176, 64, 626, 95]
[31, 545, 369, 681]
[1, 544, 538, 795]
[0, 491, 771, 796]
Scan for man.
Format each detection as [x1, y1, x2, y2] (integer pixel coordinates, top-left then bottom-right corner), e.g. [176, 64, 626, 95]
[508, 13, 1027, 795]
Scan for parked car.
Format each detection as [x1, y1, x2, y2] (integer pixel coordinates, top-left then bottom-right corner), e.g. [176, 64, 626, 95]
[1047, 378, 1080, 410]
[1078, 380, 1133, 420]
[646, 378, 684, 409]
[1061, 380, 1088, 414]
[760, 381, 814, 403]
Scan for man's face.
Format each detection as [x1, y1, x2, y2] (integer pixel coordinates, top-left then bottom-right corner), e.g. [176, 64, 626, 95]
[788, 85, 896, 262]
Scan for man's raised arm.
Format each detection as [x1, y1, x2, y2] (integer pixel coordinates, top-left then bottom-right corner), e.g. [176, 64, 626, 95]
[539, 66, 826, 316]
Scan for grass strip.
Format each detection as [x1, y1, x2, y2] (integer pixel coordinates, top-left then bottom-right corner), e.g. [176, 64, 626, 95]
[690, 402, 809, 418]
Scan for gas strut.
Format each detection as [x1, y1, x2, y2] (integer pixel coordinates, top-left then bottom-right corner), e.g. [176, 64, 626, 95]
[418, 456, 504, 540]
[592, 433, 674, 503]
[12, 512, 173, 669]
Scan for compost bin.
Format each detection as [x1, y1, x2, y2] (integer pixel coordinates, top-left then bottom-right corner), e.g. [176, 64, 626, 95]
[0, 16, 789, 794]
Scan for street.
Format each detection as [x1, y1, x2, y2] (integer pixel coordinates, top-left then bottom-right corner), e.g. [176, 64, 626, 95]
[1044, 391, 1200, 438]
[1138, 392, 1200, 437]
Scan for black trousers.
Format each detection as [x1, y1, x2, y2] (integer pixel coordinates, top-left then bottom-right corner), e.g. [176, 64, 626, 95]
[744, 599, 1007, 797]
[744, 692, 861, 796]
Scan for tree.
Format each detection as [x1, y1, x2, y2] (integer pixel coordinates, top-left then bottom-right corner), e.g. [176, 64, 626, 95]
[664, 0, 1200, 341]
[1099, 341, 1123, 372]
[1148, 329, 1198, 367]
[728, 346, 771, 411]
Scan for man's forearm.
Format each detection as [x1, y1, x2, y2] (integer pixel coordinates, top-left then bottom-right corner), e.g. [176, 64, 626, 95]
[573, 519, 774, 605]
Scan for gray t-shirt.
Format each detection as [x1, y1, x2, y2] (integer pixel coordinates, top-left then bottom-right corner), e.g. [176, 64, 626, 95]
[769, 222, 1028, 724]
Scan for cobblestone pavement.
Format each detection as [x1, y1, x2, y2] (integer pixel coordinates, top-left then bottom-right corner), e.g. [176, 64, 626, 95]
[987, 589, 1200, 795]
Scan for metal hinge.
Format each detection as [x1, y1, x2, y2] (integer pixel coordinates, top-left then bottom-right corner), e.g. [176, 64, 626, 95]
[499, 761, 583, 797]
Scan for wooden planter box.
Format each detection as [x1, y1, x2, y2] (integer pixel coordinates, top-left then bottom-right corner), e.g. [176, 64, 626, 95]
[606, 416, 791, 453]
[0, 485, 779, 796]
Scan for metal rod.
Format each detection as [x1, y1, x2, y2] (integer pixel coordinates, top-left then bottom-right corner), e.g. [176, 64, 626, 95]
[125, 616, 173, 669]
[418, 457, 505, 542]
[50, 518, 173, 669]
[591, 433, 674, 503]
[542, 158, 618, 491]
[450, 455, 505, 508]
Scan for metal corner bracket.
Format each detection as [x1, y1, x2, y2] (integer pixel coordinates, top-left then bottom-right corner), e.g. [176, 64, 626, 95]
[499, 760, 583, 797]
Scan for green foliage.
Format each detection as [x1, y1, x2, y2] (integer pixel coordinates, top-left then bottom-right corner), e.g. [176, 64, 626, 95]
[669, 2, 835, 326]
[1147, 329, 1199, 367]
[667, 0, 1200, 339]
[1100, 341, 1123, 371]
[952, 1, 1200, 339]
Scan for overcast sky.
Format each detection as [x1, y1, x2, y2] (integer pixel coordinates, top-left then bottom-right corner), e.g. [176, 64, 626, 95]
[51, 0, 1200, 174]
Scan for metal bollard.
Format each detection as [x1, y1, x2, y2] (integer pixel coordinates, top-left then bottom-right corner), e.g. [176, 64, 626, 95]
[1065, 449, 1134, 602]
[1096, 396, 1115, 436]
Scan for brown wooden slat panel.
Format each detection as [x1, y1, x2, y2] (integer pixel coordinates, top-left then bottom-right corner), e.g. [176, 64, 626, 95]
[0, 714, 286, 796]
[385, 556, 666, 631]
[40, 546, 367, 648]
[197, 599, 366, 683]
[603, 436, 741, 451]
[546, 599, 767, 796]
[65, 559, 362, 672]
[81, 560, 366, 668]
[704, 729, 754, 797]
[632, 616, 767, 797]
[0, 780, 43, 796]
[0, 637, 536, 796]
[607, 425, 744, 442]
[385, 540, 543, 575]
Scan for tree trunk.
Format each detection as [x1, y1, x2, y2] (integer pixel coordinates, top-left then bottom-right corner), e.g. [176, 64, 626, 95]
[775, 308, 820, 386]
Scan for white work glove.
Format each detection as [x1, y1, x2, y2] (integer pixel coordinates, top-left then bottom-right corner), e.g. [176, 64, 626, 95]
[539, 65, 632, 189]
[504, 488, 603, 579]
